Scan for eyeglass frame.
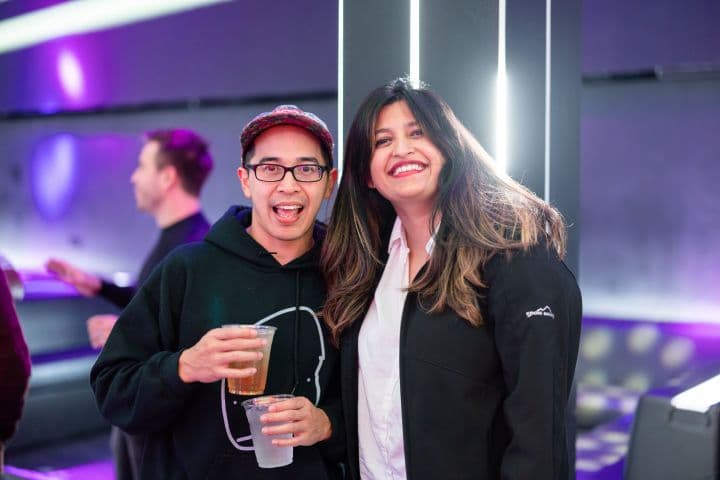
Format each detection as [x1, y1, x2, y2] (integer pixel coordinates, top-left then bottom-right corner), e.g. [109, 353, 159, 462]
[244, 163, 330, 183]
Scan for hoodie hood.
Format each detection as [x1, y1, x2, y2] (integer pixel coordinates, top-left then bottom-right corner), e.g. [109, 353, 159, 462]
[204, 205, 326, 270]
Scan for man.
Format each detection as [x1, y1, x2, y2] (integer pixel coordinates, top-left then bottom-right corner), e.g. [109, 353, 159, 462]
[91, 105, 343, 479]
[46, 129, 214, 480]
[0, 266, 31, 477]
[46, 129, 213, 348]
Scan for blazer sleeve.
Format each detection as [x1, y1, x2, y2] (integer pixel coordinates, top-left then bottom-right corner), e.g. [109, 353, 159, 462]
[90, 257, 200, 435]
[0, 272, 31, 443]
[487, 246, 582, 480]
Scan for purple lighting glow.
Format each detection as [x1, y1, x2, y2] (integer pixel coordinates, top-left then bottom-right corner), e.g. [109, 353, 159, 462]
[31, 134, 77, 220]
[57, 50, 84, 99]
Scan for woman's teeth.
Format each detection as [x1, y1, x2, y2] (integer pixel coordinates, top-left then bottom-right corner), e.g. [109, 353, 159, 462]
[392, 163, 424, 176]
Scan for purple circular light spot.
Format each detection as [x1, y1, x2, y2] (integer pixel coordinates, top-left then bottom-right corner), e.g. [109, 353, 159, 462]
[31, 134, 77, 220]
[57, 50, 84, 99]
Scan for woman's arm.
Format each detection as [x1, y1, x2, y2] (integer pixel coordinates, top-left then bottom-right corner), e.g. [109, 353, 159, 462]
[488, 246, 582, 479]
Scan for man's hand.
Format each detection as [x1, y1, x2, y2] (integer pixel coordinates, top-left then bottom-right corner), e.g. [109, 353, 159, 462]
[86, 314, 118, 349]
[178, 326, 267, 384]
[260, 396, 332, 447]
[45, 258, 102, 297]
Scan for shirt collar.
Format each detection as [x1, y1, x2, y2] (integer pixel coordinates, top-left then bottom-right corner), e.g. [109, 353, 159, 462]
[388, 216, 437, 255]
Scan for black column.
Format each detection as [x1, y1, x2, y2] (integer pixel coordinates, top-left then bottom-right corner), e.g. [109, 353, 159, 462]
[342, 0, 410, 140]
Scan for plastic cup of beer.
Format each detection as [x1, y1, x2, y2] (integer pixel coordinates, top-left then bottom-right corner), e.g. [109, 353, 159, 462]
[242, 394, 294, 468]
[222, 324, 276, 395]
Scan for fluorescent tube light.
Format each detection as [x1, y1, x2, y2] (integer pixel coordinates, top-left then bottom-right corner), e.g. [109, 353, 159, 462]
[338, 0, 344, 176]
[409, 0, 420, 87]
[0, 0, 230, 55]
[495, 0, 507, 173]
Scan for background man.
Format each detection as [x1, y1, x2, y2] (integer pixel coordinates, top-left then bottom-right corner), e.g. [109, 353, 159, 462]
[46, 128, 214, 480]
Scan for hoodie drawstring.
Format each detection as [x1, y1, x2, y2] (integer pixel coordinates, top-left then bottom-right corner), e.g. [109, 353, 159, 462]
[291, 270, 300, 395]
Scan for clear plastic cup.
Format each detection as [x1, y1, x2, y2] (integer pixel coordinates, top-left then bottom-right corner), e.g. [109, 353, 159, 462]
[222, 324, 276, 395]
[241, 394, 294, 468]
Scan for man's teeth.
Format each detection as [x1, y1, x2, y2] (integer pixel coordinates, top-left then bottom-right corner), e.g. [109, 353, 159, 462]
[392, 164, 424, 175]
[276, 205, 302, 210]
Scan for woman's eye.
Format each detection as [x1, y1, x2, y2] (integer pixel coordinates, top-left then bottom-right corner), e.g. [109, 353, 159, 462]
[375, 137, 391, 147]
[410, 129, 423, 137]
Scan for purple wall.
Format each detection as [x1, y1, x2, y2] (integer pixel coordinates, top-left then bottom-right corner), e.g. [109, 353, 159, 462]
[580, 80, 720, 323]
[0, 0, 337, 112]
[580, 0, 720, 323]
[582, 0, 720, 72]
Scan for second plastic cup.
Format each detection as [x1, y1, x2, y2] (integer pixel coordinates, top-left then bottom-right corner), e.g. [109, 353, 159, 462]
[222, 324, 276, 395]
[242, 394, 294, 468]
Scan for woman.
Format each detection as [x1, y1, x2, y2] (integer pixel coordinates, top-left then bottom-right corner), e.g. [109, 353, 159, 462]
[321, 78, 582, 480]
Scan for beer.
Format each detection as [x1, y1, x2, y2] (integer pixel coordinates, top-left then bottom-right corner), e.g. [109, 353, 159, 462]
[223, 324, 276, 395]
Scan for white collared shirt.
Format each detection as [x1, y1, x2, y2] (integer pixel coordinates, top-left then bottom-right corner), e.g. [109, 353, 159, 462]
[357, 217, 435, 480]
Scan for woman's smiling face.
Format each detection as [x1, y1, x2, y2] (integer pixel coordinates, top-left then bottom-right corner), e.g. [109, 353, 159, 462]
[368, 100, 445, 214]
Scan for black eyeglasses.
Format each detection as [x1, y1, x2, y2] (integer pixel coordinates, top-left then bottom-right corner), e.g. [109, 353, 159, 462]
[245, 163, 329, 182]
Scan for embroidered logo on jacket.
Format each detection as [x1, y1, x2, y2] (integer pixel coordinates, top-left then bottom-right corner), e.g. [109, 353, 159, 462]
[526, 305, 555, 319]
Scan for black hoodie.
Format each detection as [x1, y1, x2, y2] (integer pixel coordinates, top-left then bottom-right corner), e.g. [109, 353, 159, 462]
[91, 206, 343, 480]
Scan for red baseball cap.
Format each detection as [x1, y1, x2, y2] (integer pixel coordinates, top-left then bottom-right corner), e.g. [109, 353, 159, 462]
[240, 105, 334, 166]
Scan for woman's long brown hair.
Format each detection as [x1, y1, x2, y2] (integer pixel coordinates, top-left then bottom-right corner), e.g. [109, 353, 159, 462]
[321, 78, 566, 346]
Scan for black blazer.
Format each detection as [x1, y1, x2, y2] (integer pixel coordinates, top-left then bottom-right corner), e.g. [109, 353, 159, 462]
[340, 243, 582, 480]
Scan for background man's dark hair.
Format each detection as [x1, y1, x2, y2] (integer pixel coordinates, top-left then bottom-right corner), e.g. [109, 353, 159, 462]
[145, 129, 214, 196]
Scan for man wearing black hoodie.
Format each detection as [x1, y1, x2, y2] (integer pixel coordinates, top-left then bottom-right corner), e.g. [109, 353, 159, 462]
[91, 105, 342, 479]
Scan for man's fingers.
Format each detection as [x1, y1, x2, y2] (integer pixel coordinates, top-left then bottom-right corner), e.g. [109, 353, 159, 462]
[212, 326, 259, 340]
[216, 366, 257, 379]
[45, 258, 62, 270]
[261, 407, 305, 428]
[221, 337, 267, 352]
[271, 436, 301, 447]
[267, 397, 304, 413]
[215, 350, 263, 365]
[262, 419, 302, 436]
[46, 258, 74, 277]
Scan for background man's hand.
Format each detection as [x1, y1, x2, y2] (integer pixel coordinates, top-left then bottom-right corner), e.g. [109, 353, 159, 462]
[86, 314, 118, 349]
[45, 258, 102, 297]
[178, 326, 266, 384]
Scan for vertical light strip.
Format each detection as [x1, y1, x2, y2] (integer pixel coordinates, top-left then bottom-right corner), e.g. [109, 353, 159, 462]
[337, 0, 344, 177]
[495, 0, 507, 173]
[544, 0, 552, 202]
[409, 0, 420, 87]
